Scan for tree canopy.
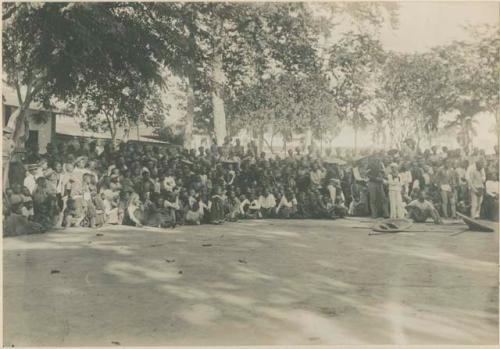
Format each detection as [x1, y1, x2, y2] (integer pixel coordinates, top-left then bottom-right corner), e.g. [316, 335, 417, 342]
[3, 2, 498, 154]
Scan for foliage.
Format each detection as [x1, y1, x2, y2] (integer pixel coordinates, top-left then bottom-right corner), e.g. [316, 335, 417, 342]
[2, 2, 173, 146]
[327, 32, 385, 148]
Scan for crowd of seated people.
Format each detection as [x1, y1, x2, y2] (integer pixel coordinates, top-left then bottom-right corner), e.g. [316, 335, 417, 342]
[2, 136, 498, 236]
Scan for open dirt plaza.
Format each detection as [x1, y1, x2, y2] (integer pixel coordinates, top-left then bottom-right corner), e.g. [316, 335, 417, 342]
[3, 218, 499, 346]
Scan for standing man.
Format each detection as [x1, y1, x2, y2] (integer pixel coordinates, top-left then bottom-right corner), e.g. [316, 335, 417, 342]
[468, 160, 486, 219]
[435, 159, 457, 219]
[23, 164, 38, 195]
[366, 158, 388, 218]
[2, 126, 14, 189]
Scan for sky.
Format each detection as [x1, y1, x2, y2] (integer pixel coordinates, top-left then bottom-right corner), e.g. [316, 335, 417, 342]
[145, 3, 500, 151]
[327, 1, 498, 152]
[379, 2, 498, 52]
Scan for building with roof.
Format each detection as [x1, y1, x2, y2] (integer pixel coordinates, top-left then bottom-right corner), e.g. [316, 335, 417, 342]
[2, 86, 174, 154]
[2, 86, 57, 154]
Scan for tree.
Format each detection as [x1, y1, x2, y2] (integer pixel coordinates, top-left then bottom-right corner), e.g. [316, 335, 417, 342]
[70, 80, 165, 147]
[372, 52, 429, 148]
[327, 32, 385, 151]
[3, 3, 171, 150]
[428, 25, 499, 152]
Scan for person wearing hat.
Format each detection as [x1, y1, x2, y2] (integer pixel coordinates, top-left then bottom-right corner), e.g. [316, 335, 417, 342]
[387, 162, 405, 219]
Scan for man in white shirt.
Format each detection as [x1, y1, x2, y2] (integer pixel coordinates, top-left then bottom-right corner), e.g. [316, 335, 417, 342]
[249, 194, 262, 218]
[467, 160, 486, 219]
[258, 188, 276, 218]
[23, 164, 38, 195]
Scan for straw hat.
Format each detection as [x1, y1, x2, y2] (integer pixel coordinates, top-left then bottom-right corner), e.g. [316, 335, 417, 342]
[74, 156, 88, 165]
[25, 164, 38, 171]
[44, 168, 55, 177]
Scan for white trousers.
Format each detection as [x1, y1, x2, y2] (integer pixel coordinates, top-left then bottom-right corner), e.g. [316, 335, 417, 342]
[470, 191, 483, 219]
[389, 190, 405, 219]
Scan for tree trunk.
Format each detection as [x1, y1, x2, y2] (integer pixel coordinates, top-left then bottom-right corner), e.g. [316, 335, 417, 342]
[212, 57, 226, 146]
[354, 126, 358, 154]
[305, 128, 313, 148]
[258, 128, 264, 154]
[6, 106, 29, 151]
[184, 80, 195, 149]
[211, 18, 227, 147]
[111, 130, 117, 151]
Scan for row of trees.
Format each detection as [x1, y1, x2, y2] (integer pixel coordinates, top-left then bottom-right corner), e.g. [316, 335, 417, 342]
[3, 3, 498, 153]
[230, 24, 499, 153]
[372, 24, 499, 152]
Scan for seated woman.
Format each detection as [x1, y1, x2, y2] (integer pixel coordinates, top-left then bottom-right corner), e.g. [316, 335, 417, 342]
[406, 192, 442, 224]
[163, 191, 180, 228]
[185, 201, 203, 225]
[123, 192, 145, 227]
[33, 177, 59, 230]
[349, 180, 369, 217]
[101, 191, 119, 225]
[3, 202, 44, 236]
[81, 173, 98, 228]
[209, 186, 225, 224]
[144, 193, 174, 228]
[224, 190, 241, 222]
[62, 197, 79, 227]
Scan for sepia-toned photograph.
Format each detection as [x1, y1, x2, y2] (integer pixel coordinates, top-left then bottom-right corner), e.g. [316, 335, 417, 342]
[2, 1, 499, 346]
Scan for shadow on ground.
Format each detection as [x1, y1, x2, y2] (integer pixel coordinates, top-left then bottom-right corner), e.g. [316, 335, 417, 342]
[3, 218, 498, 345]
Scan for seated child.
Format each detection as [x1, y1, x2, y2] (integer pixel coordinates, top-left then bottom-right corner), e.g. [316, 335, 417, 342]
[225, 191, 241, 222]
[62, 197, 80, 227]
[164, 191, 180, 228]
[185, 201, 203, 225]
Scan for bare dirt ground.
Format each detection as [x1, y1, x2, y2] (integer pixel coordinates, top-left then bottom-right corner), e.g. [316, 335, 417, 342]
[3, 218, 498, 346]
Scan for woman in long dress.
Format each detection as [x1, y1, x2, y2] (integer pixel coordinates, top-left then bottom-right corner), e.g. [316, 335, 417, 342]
[209, 186, 225, 224]
[387, 163, 406, 219]
[123, 192, 145, 227]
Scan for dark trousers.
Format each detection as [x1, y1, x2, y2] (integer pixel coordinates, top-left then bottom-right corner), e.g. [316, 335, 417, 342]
[368, 181, 389, 218]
